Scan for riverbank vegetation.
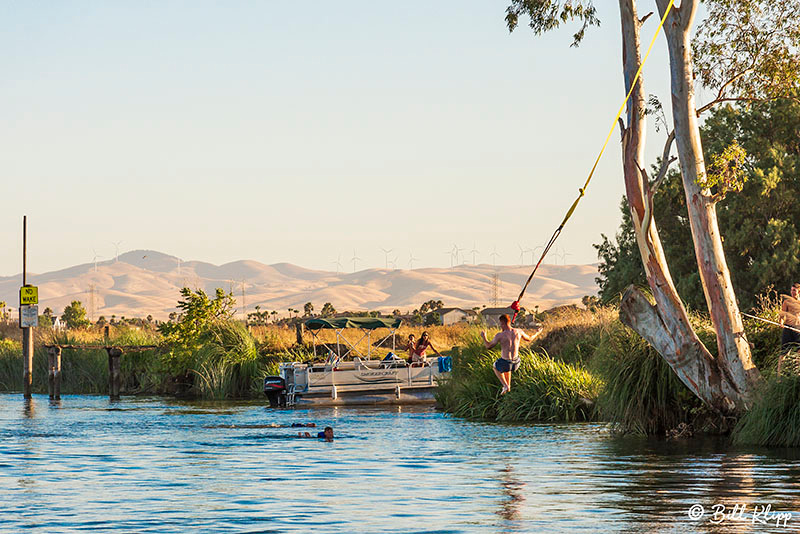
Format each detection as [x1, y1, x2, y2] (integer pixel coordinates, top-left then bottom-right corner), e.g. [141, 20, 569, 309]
[1, 292, 796, 445]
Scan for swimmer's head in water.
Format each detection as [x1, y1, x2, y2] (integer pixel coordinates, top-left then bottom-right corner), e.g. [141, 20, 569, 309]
[323, 426, 334, 440]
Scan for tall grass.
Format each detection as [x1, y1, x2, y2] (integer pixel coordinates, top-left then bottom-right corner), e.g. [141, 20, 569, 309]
[189, 321, 263, 399]
[732, 370, 800, 447]
[437, 331, 600, 422]
[591, 321, 705, 435]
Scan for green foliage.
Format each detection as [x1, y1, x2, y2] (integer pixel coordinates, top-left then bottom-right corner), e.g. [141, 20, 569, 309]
[158, 287, 235, 373]
[189, 321, 261, 399]
[505, 0, 599, 47]
[591, 321, 707, 436]
[419, 300, 443, 314]
[693, 0, 800, 107]
[698, 140, 748, 199]
[320, 302, 336, 318]
[61, 301, 91, 329]
[732, 373, 800, 447]
[424, 312, 442, 327]
[594, 199, 648, 304]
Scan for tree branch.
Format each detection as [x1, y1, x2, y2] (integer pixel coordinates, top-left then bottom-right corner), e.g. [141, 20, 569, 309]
[651, 130, 677, 195]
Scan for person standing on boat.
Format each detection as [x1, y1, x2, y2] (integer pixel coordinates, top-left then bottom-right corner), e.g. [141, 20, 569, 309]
[780, 283, 800, 350]
[410, 331, 441, 365]
[481, 314, 542, 395]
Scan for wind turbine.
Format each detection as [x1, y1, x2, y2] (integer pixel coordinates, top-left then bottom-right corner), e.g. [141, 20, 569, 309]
[469, 242, 479, 265]
[111, 241, 122, 263]
[176, 257, 183, 276]
[558, 247, 572, 265]
[389, 256, 398, 270]
[444, 247, 455, 268]
[380, 247, 393, 269]
[489, 246, 500, 267]
[517, 244, 526, 265]
[408, 250, 420, 270]
[454, 244, 465, 266]
[532, 245, 544, 264]
[524, 246, 534, 265]
[91, 249, 103, 273]
[331, 254, 343, 274]
[351, 249, 361, 273]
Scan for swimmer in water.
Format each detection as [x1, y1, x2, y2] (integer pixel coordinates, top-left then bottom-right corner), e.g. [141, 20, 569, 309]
[298, 426, 334, 441]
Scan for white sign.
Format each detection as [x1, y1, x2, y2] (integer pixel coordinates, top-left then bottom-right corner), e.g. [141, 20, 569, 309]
[19, 305, 38, 328]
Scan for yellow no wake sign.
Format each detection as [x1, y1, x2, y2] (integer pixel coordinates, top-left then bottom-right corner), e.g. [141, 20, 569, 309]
[20, 286, 38, 305]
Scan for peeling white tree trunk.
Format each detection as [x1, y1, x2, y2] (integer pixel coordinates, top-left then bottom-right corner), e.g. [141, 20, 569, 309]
[654, 0, 760, 396]
[615, 0, 753, 414]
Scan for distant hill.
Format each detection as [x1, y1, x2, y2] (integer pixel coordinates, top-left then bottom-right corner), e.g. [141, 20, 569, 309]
[0, 250, 599, 320]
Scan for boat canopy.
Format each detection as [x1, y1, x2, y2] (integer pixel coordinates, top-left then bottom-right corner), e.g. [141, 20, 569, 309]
[304, 317, 402, 330]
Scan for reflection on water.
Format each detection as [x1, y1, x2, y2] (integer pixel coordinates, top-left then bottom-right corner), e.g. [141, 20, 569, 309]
[1, 395, 800, 533]
[497, 465, 525, 525]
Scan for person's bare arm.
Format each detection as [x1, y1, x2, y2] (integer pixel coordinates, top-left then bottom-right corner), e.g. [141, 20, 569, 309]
[429, 341, 442, 356]
[520, 326, 544, 343]
[481, 331, 500, 349]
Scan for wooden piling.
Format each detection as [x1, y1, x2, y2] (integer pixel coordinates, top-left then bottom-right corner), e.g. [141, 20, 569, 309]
[106, 347, 122, 399]
[22, 327, 33, 398]
[48, 346, 62, 399]
[295, 322, 305, 345]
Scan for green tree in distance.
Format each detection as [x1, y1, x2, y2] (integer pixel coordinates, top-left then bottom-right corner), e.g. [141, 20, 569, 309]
[158, 288, 235, 371]
[62, 301, 91, 329]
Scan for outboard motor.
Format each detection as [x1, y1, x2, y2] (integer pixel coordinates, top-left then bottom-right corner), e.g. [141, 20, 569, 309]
[263, 376, 286, 407]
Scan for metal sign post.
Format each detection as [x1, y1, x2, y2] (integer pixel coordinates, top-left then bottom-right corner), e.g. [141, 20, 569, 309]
[21, 216, 34, 399]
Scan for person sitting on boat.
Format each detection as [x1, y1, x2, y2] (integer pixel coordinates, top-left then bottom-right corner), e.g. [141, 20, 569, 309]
[410, 331, 441, 365]
[298, 426, 334, 441]
[780, 283, 800, 350]
[481, 314, 543, 395]
[405, 334, 417, 361]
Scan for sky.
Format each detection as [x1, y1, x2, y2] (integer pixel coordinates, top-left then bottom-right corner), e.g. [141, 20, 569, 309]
[1, 1, 698, 277]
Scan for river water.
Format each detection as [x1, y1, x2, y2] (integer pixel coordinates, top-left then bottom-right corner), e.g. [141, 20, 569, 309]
[2, 394, 800, 533]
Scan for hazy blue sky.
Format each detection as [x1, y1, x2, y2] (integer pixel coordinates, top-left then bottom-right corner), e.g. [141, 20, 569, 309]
[1, 1, 694, 276]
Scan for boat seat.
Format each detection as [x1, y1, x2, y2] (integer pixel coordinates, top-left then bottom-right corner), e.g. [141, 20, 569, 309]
[353, 357, 378, 370]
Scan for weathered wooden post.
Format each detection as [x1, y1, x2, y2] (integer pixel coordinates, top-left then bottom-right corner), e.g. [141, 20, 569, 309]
[106, 347, 122, 399]
[295, 322, 304, 345]
[22, 327, 33, 398]
[20, 216, 36, 399]
[48, 346, 62, 399]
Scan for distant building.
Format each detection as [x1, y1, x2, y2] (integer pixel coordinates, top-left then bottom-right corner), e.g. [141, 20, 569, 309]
[480, 307, 516, 327]
[426, 307, 478, 326]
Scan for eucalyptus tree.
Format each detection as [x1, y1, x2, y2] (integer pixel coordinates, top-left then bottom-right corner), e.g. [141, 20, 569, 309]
[506, 0, 800, 414]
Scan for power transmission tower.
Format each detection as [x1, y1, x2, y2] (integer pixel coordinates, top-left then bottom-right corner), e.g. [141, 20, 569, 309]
[491, 273, 499, 307]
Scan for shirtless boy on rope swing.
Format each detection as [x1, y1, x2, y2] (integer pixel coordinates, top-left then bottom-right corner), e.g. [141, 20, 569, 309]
[481, 314, 543, 395]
